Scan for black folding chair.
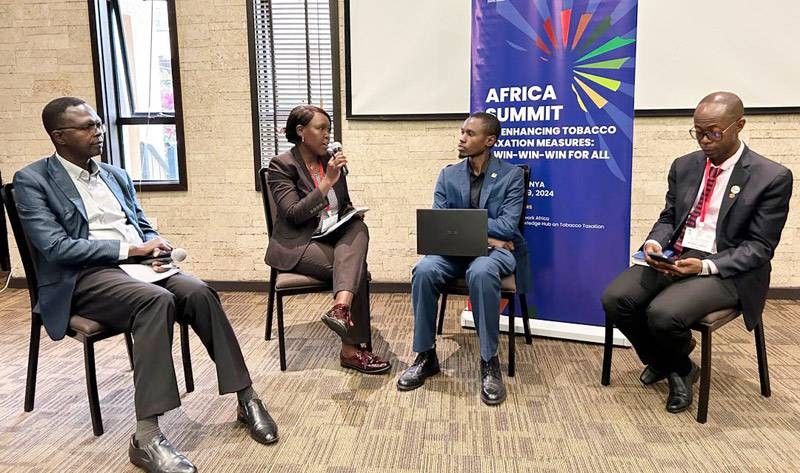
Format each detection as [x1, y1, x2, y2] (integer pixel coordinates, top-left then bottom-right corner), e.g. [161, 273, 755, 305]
[434, 165, 533, 377]
[2, 183, 194, 436]
[258, 167, 372, 371]
[601, 308, 771, 423]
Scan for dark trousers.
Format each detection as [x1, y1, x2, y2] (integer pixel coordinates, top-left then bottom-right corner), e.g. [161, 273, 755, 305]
[72, 267, 252, 420]
[292, 217, 371, 345]
[601, 261, 738, 374]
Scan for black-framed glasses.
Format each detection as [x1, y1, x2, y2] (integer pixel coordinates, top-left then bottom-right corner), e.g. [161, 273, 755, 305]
[54, 121, 106, 133]
[689, 117, 741, 142]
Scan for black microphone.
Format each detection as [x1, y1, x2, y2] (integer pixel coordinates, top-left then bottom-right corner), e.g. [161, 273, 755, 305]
[327, 141, 347, 176]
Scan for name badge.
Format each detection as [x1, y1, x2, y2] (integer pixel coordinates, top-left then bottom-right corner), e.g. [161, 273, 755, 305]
[682, 224, 715, 253]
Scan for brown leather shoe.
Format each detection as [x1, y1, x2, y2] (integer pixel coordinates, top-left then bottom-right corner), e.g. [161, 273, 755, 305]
[321, 304, 353, 339]
[340, 348, 391, 374]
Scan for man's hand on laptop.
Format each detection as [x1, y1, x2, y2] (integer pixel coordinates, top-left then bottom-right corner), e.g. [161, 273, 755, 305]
[488, 238, 514, 251]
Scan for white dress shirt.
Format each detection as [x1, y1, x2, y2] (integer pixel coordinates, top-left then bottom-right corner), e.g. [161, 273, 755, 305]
[56, 154, 143, 260]
[646, 141, 745, 276]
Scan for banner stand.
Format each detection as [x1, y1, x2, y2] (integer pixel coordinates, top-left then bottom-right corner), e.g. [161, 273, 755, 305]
[460, 310, 630, 346]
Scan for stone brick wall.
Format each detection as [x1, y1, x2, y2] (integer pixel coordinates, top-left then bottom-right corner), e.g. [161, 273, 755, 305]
[1, 0, 798, 286]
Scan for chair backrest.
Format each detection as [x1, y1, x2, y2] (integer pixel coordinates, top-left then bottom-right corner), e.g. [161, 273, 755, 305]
[516, 164, 530, 232]
[1, 183, 40, 308]
[258, 166, 277, 238]
[0, 172, 10, 272]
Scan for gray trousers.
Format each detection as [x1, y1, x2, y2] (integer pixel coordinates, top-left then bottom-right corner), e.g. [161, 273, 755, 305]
[72, 267, 252, 420]
[292, 217, 371, 345]
[601, 259, 739, 374]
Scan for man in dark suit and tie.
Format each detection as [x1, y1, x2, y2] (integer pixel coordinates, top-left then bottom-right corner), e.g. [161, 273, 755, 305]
[602, 92, 793, 414]
[13, 97, 278, 472]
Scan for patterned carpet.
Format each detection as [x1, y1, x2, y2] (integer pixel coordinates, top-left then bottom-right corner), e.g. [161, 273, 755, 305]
[1, 288, 799, 472]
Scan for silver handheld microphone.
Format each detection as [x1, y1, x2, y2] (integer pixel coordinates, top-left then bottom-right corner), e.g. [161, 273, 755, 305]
[140, 248, 188, 266]
[326, 141, 347, 176]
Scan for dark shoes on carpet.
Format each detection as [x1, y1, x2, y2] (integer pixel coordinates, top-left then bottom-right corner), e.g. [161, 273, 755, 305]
[237, 399, 279, 445]
[666, 361, 700, 413]
[320, 303, 353, 339]
[129, 434, 197, 473]
[480, 355, 507, 406]
[640, 365, 668, 385]
[341, 347, 391, 374]
[397, 348, 440, 391]
[640, 338, 697, 386]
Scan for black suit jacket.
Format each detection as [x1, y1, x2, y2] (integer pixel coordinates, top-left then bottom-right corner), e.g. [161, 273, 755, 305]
[265, 147, 354, 271]
[647, 146, 793, 330]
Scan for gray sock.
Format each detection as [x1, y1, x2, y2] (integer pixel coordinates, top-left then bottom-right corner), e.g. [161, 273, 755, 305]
[237, 385, 259, 403]
[134, 416, 162, 445]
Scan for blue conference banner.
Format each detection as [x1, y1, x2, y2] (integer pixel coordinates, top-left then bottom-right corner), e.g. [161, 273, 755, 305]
[471, 0, 638, 327]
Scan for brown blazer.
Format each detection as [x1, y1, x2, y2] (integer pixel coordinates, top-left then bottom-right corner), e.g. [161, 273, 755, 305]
[265, 146, 354, 271]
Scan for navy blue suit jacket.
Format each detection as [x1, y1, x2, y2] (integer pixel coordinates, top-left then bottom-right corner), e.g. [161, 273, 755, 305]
[13, 155, 158, 340]
[433, 156, 531, 293]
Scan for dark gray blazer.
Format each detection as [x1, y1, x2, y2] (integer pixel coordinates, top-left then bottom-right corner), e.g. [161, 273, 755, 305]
[265, 147, 354, 271]
[647, 146, 793, 330]
[12, 155, 158, 340]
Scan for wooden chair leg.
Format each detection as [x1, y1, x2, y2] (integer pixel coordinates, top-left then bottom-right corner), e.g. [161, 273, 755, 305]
[520, 293, 532, 345]
[507, 296, 516, 377]
[180, 323, 194, 393]
[696, 329, 712, 423]
[436, 293, 448, 335]
[277, 294, 287, 371]
[265, 271, 276, 341]
[83, 340, 104, 436]
[755, 323, 771, 397]
[124, 332, 134, 371]
[24, 317, 41, 412]
[601, 316, 613, 386]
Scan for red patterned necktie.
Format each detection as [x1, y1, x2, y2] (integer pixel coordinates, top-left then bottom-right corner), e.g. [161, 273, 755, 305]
[673, 165, 723, 254]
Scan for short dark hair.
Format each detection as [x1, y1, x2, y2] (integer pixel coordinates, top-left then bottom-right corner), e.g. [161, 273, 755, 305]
[470, 111, 502, 139]
[42, 96, 87, 134]
[285, 104, 331, 144]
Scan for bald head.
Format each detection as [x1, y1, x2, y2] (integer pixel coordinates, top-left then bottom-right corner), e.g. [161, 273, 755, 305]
[692, 91, 745, 164]
[696, 91, 744, 122]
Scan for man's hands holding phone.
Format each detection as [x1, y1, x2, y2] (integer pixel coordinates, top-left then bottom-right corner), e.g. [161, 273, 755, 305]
[643, 242, 701, 277]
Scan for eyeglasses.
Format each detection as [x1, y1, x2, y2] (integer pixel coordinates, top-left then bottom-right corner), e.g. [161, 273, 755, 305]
[689, 117, 741, 142]
[54, 121, 106, 133]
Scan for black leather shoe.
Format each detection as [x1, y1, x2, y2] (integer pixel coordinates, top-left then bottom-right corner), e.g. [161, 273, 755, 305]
[237, 399, 279, 445]
[640, 365, 667, 385]
[397, 349, 440, 391]
[128, 434, 196, 473]
[641, 338, 696, 386]
[666, 362, 700, 413]
[480, 356, 507, 406]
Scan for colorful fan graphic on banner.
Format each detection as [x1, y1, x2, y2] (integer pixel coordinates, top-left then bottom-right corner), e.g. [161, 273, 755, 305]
[494, 0, 636, 180]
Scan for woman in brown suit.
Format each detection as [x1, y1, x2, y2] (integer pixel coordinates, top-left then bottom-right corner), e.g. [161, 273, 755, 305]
[265, 105, 390, 374]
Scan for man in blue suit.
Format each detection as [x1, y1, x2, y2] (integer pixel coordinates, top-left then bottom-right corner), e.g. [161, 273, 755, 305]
[13, 97, 276, 472]
[397, 112, 528, 405]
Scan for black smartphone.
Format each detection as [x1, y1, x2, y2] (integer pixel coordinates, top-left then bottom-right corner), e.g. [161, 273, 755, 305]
[646, 252, 675, 265]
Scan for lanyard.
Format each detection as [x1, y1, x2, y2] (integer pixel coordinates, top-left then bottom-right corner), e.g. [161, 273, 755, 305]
[306, 159, 331, 211]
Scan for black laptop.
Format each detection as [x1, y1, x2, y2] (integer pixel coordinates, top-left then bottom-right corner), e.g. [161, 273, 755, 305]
[416, 209, 488, 257]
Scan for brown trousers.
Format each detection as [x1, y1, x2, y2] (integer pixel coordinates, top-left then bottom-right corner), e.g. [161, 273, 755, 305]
[72, 268, 252, 420]
[292, 217, 371, 345]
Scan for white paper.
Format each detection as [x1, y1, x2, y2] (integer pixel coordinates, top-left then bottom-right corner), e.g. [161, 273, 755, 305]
[119, 264, 181, 283]
[312, 207, 369, 239]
